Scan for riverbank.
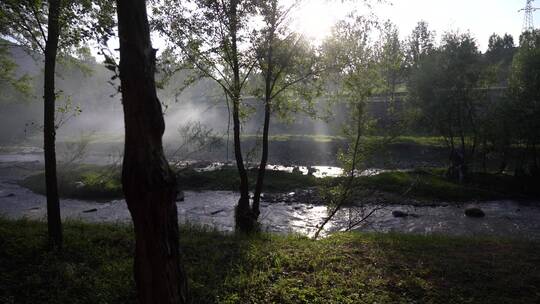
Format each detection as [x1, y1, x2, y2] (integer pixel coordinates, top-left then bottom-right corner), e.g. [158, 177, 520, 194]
[0, 218, 538, 303]
[18, 164, 539, 203]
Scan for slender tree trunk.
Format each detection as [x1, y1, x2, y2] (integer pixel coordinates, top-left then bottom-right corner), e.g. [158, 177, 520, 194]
[230, 0, 254, 232]
[314, 103, 364, 240]
[253, 20, 275, 219]
[116, 0, 189, 302]
[225, 92, 231, 163]
[253, 99, 271, 217]
[44, 0, 62, 249]
[232, 92, 253, 231]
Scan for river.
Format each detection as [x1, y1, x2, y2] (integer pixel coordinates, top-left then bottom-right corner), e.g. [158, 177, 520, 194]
[1, 153, 540, 240]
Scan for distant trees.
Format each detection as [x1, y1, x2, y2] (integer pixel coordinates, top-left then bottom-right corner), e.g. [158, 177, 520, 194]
[486, 33, 515, 85]
[404, 21, 435, 73]
[405, 26, 540, 182]
[409, 32, 483, 181]
[508, 30, 540, 178]
[376, 20, 406, 135]
[116, 0, 189, 302]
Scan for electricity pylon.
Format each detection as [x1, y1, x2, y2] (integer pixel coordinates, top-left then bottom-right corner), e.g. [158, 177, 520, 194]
[519, 0, 539, 32]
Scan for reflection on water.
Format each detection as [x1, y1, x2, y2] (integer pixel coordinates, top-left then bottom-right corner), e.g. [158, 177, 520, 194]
[192, 162, 393, 178]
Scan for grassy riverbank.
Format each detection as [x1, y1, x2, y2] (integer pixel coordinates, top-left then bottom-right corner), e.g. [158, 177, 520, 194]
[19, 164, 537, 203]
[0, 219, 538, 303]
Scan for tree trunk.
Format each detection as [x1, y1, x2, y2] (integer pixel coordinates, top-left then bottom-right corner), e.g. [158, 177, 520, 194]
[116, 0, 189, 303]
[232, 92, 253, 232]
[44, 0, 62, 249]
[253, 99, 271, 217]
[253, 24, 275, 218]
[230, 0, 254, 233]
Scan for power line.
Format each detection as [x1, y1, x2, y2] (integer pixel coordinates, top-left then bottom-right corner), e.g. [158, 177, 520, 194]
[519, 0, 539, 32]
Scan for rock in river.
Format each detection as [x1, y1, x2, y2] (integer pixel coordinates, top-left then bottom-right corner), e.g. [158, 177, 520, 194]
[465, 207, 485, 218]
[392, 210, 408, 218]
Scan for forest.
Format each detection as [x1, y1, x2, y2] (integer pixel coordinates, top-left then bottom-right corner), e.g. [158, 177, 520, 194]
[0, 0, 539, 303]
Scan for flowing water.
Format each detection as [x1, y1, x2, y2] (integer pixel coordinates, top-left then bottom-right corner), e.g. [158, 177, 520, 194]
[1, 155, 540, 240]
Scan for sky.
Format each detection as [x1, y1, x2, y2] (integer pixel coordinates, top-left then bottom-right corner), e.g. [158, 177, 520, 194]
[291, 0, 539, 51]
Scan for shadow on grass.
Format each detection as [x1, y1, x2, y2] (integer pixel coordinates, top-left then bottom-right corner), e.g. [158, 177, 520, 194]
[1, 218, 539, 303]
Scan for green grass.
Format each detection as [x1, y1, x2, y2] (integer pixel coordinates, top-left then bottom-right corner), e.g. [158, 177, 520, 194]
[0, 219, 539, 303]
[176, 168, 320, 192]
[239, 134, 446, 146]
[19, 166, 320, 200]
[354, 169, 497, 202]
[19, 165, 123, 201]
[240, 134, 345, 143]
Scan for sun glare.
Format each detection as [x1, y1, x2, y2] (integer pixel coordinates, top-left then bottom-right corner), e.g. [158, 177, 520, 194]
[290, 0, 352, 43]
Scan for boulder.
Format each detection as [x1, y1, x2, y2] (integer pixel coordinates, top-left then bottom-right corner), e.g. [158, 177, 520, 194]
[465, 207, 485, 218]
[392, 210, 408, 218]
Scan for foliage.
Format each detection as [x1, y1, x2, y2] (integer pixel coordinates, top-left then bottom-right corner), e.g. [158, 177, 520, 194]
[0, 43, 33, 101]
[315, 14, 383, 237]
[508, 30, 540, 162]
[408, 31, 485, 180]
[404, 20, 436, 72]
[0, 0, 114, 57]
[374, 20, 408, 138]
[152, 0, 257, 98]
[250, 0, 322, 120]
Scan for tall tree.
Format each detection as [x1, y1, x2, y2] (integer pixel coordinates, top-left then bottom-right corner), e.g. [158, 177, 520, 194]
[405, 20, 435, 73]
[486, 33, 515, 86]
[376, 20, 406, 136]
[251, 0, 321, 218]
[0, 0, 113, 248]
[116, 0, 189, 302]
[43, 0, 62, 247]
[315, 14, 380, 238]
[153, 0, 259, 232]
[1, 0, 65, 247]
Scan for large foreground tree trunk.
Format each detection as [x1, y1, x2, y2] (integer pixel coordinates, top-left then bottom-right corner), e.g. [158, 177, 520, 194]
[116, 0, 189, 302]
[44, 0, 62, 249]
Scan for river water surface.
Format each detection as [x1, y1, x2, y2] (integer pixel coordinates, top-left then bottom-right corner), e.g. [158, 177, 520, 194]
[1, 154, 540, 240]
